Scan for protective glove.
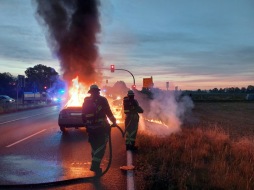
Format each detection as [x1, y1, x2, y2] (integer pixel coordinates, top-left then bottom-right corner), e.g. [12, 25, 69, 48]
[111, 121, 117, 127]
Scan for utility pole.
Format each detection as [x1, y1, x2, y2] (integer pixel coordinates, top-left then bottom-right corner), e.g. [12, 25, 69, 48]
[16, 82, 19, 110]
[17, 75, 25, 109]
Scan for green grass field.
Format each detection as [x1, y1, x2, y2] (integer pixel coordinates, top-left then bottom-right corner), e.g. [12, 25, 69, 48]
[135, 102, 254, 190]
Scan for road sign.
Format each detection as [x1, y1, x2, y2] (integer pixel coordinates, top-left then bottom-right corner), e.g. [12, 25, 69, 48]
[18, 75, 25, 87]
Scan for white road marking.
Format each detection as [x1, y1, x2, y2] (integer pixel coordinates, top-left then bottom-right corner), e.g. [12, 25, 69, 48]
[0, 113, 44, 125]
[6, 129, 47, 148]
[0, 112, 57, 125]
[127, 150, 135, 190]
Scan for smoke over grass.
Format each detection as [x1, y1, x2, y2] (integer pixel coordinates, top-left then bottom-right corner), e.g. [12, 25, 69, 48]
[33, 0, 102, 86]
[137, 89, 194, 136]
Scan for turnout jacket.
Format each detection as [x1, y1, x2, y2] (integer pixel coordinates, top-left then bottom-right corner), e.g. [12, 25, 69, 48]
[82, 95, 116, 127]
[123, 96, 144, 114]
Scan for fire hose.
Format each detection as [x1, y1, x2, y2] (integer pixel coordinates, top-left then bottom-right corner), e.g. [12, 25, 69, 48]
[0, 124, 125, 189]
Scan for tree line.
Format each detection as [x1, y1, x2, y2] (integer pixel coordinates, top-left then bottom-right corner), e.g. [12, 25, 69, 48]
[1, 64, 253, 98]
[195, 86, 254, 93]
[0, 64, 65, 98]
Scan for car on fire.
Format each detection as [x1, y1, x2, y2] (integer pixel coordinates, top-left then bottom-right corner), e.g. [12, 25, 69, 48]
[58, 102, 123, 132]
[58, 106, 85, 132]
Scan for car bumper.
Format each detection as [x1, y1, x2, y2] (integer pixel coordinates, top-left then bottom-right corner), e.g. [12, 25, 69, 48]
[58, 117, 85, 128]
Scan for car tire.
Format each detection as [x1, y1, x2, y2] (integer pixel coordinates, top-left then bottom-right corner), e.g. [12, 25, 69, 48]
[60, 125, 67, 132]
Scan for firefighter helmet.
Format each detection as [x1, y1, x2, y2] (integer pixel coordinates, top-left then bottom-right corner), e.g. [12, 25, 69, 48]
[88, 84, 100, 93]
[127, 90, 134, 96]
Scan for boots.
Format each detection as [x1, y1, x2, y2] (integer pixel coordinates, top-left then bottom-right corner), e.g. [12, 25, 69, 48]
[90, 163, 102, 176]
[126, 144, 132, 150]
[131, 145, 138, 151]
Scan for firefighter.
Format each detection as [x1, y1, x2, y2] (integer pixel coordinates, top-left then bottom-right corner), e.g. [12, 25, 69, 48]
[82, 84, 117, 175]
[123, 90, 144, 151]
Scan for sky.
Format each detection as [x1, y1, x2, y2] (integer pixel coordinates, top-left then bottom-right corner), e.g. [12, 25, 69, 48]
[0, 0, 253, 90]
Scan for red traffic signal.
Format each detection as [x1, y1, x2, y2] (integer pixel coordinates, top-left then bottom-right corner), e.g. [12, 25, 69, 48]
[110, 65, 115, 72]
[132, 85, 136, 89]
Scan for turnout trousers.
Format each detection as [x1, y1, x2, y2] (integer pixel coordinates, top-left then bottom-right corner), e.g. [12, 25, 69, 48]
[87, 127, 109, 171]
[125, 113, 139, 146]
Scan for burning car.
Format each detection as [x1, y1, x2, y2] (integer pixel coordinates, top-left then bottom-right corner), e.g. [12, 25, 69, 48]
[58, 106, 84, 132]
[58, 77, 123, 132]
[58, 77, 88, 132]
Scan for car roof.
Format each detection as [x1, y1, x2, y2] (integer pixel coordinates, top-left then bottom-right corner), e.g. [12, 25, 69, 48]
[0, 95, 10, 98]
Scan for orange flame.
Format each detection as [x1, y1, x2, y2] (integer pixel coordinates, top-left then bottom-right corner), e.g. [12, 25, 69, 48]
[145, 118, 169, 128]
[109, 96, 124, 123]
[64, 77, 124, 123]
[65, 76, 89, 107]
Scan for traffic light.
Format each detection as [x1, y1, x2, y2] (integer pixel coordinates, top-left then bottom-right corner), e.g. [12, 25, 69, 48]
[132, 84, 136, 89]
[110, 65, 115, 72]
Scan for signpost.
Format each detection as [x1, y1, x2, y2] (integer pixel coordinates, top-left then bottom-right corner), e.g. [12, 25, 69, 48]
[16, 75, 25, 109]
[143, 77, 154, 89]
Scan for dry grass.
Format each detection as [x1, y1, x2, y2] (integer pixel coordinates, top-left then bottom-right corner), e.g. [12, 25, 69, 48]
[190, 102, 254, 138]
[134, 102, 254, 190]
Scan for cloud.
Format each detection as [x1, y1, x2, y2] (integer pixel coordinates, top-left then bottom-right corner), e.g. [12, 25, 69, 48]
[1, 0, 253, 89]
[0, 1, 53, 63]
[0, 24, 53, 61]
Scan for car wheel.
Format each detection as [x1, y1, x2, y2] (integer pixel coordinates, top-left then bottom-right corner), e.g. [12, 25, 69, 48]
[60, 125, 67, 132]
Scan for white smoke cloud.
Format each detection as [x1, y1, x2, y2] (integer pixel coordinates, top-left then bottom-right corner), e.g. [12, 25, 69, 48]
[137, 89, 194, 136]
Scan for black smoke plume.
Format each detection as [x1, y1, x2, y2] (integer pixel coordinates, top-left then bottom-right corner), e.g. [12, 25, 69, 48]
[34, 0, 102, 86]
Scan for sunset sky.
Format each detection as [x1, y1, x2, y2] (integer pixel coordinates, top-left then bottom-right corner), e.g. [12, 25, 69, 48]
[0, 0, 253, 90]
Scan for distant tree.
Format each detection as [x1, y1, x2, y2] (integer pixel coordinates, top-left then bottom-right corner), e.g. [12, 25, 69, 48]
[24, 64, 59, 92]
[110, 81, 129, 98]
[113, 81, 129, 90]
[209, 88, 219, 93]
[234, 87, 241, 93]
[241, 87, 246, 93]
[210, 88, 218, 93]
[247, 85, 254, 93]
[0, 72, 16, 97]
[140, 88, 153, 99]
[219, 88, 224, 93]
[227, 87, 235, 93]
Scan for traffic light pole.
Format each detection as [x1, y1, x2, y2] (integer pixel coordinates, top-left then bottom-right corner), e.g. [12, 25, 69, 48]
[115, 69, 135, 86]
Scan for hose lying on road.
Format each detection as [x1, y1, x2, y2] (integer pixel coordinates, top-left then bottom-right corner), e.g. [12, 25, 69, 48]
[0, 125, 125, 189]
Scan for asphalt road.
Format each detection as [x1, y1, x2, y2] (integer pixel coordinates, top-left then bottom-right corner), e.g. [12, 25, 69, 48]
[0, 105, 127, 190]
